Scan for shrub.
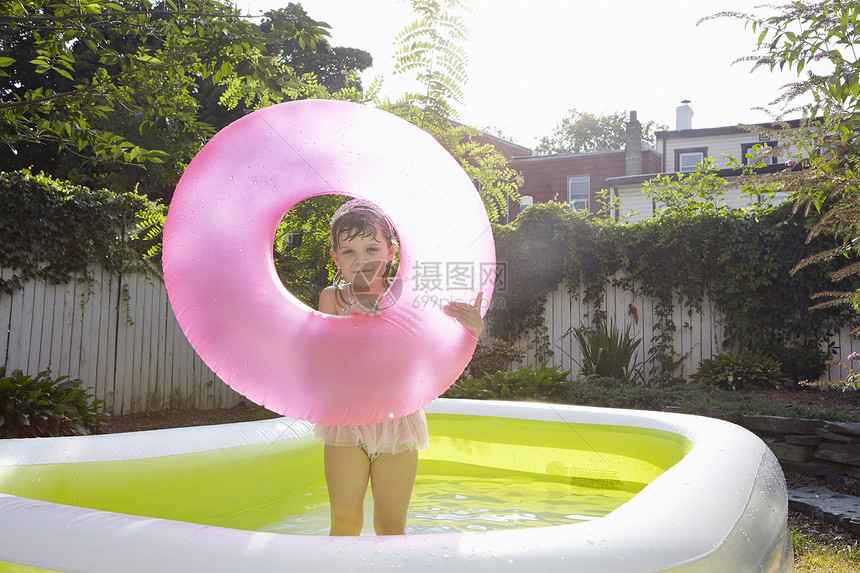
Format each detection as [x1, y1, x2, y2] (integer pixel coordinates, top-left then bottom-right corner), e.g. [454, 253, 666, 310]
[772, 341, 828, 382]
[444, 361, 571, 401]
[0, 367, 109, 438]
[464, 337, 526, 380]
[566, 319, 644, 384]
[692, 351, 787, 391]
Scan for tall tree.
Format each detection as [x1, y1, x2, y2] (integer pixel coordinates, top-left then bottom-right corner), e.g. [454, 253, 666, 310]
[392, 0, 470, 126]
[387, 0, 520, 223]
[262, 4, 372, 97]
[0, 0, 323, 162]
[710, 2, 860, 320]
[536, 108, 666, 155]
[0, 1, 371, 201]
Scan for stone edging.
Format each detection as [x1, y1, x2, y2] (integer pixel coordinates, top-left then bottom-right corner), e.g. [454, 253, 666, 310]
[730, 414, 860, 488]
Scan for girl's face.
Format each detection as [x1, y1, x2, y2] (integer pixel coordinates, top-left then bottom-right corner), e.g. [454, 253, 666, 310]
[330, 230, 397, 290]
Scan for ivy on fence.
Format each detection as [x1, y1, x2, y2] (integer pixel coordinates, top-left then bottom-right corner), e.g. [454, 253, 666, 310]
[0, 169, 164, 295]
[488, 198, 860, 385]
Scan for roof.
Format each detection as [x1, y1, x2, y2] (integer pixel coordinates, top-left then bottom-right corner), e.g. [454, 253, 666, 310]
[656, 118, 809, 140]
[447, 119, 533, 155]
[510, 148, 631, 163]
[605, 162, 802, 187]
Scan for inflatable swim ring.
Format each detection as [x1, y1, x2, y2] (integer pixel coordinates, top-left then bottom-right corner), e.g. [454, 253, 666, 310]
[163, 100, 495, 425]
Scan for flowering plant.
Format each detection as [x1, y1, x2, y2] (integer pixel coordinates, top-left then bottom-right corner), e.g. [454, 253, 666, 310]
[824, 353, 860, 390]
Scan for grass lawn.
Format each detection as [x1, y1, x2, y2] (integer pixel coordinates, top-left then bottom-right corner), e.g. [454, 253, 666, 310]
[791, 518, 860, 572]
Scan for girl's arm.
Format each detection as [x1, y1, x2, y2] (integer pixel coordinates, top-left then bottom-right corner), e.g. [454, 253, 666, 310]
[443, 292, 484, 338]
[319, 286, 339, 315]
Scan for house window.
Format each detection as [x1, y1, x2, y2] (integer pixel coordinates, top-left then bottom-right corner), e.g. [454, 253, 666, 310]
[568, 176, 590, 212]
[741, 142, 777, 165]
[675, 147, 708, 173]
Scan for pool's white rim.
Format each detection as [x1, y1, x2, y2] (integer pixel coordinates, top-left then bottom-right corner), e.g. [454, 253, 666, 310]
[0, 399, 791, 573]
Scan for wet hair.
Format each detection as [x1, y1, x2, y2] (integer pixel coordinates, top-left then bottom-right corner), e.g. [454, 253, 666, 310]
[329, 200, 398, 294]
[329, 200, 396, 251]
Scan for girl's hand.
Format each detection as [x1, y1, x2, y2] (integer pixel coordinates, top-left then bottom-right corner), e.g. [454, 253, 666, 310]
[443, 292, 484, 338]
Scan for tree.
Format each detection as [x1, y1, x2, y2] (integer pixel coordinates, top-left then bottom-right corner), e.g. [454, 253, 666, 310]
[0, 1, 373, 201]
[261, 5, 372, 97]
[0, 0, 322, 160]
[386, 0, 520, 223]
[209, 4, 372, 130]
[0, 2, 328, 186]
[392, 0, 470, 126]
[273, 194, 347, 308]
[710, 2, 860, 324]
[536, 108, 666, 155]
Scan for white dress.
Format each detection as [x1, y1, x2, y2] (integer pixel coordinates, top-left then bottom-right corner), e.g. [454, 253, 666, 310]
[312, 409, 429, 457]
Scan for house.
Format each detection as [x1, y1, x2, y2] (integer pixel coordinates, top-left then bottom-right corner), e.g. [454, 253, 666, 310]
[507, 111, 660, 220]
[487, 103, 799, 223]
[605, 102, 799, 221]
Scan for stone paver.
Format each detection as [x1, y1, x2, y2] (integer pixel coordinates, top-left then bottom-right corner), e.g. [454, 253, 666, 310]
[788, 485, 860, 535]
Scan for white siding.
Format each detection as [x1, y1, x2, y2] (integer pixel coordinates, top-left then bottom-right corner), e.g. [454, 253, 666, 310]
[616, 168, 789, 219]
[662, 133, 780, 172]
[616, 184, 654, 222]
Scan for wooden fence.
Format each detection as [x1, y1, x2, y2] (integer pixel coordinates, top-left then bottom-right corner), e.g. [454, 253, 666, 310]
[506, 274, 859, 384]
[2, 265, 858, 417]
[0, 266, 241, 415]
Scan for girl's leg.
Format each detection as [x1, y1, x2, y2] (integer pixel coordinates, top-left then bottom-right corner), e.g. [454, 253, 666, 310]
[324, 445, 371, 536]
[369, 449, 418, 535]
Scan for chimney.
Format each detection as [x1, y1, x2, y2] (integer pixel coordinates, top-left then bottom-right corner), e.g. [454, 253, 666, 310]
[625, 110, 642, 176]
[676, 100, 693, 131]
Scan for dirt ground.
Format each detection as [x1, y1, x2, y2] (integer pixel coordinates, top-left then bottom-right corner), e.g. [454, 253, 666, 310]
[100, 401, 279, 433]
[752, 386, 860, 417]
[101, 387, 860, 434]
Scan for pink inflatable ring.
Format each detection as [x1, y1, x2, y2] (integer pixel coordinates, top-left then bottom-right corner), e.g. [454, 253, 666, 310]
[163, 100, 495, 425]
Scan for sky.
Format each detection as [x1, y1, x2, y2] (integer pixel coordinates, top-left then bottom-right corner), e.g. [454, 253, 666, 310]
[240, 0, 807, 149]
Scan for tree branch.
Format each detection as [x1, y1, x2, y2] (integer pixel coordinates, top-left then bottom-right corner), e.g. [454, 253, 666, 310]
[0, 9, 240, 23]
[0, 69, 125, 110]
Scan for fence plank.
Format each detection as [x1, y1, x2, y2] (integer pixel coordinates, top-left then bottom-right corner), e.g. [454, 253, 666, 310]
[167, 302, 183, 408]
[114, 275, 133, 414]
[48, 281, 65, 375]
[140, 274, 155, 410]
[79, 270, 101, 400]
[0, 267, 14, 366]
[66, 277, 84, 383]
[92, 270, 108, 404]
[101, 272, 119, 408]
[131, 273, 149, 412]
[27, 278, 46, 374]
[9, 276, 34, 373]
[153, 279, 167, 410]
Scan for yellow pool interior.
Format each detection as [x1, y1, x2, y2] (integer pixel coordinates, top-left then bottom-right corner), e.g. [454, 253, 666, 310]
[0, 414, 691, 535]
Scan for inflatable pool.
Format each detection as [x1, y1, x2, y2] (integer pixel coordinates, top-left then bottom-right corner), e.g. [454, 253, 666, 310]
[0, 400, 791, 572]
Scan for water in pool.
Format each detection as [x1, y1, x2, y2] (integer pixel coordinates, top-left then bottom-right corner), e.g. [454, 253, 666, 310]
[259, 472, 636, 536]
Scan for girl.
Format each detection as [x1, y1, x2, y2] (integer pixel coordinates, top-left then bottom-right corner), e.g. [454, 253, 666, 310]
[314, 199, 484, 536]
